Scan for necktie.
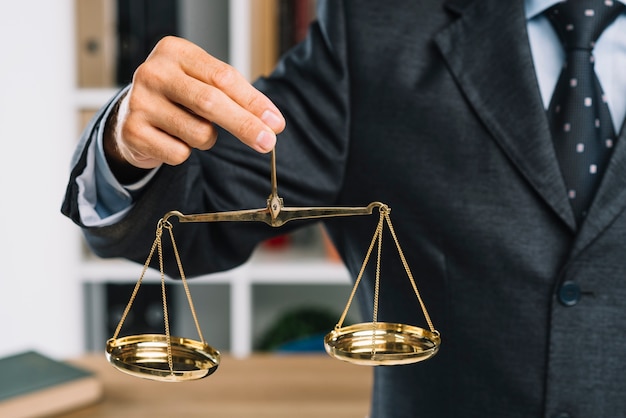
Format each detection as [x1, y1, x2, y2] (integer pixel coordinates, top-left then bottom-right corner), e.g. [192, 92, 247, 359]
[546, 0, 624, 224]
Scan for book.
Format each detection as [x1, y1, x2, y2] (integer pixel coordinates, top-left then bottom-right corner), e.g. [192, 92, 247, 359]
[75, 0, 116, 87]
[116, 0, 180, 85]
[278, 0, 317, 57]
[249, 0, 318, 80]
[250, 0, 280, 80]
[0, 351, 103, 418]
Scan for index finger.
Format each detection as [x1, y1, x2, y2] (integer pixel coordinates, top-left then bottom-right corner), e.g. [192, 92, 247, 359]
[179, 46, 286, 150]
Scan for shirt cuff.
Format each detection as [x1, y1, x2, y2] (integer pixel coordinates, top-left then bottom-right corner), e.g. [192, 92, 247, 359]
[76, 86, 160, 227]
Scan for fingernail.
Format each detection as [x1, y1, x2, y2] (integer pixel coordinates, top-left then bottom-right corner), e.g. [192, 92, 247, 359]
[256, 130, 275, 152]
[261, 110, 284, 132]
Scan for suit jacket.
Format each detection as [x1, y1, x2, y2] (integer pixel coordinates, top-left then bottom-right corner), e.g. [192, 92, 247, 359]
[63, 1, 626, 416]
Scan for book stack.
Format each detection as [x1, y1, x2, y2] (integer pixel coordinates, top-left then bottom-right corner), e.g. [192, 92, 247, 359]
[0, 351, 102, 418]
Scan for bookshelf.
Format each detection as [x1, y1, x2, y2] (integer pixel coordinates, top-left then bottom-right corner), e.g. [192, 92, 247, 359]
[74, 0, 357, 358]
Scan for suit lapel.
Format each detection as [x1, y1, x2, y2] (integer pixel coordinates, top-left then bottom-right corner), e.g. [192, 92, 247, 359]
[570, 125, 626, 257]
[434, 0, 577, 231]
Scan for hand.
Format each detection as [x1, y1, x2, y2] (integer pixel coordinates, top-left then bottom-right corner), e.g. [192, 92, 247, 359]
[104, 36, 286, 183]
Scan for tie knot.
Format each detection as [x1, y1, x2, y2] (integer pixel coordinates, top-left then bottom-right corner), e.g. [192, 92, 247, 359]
[547, 0, 625, 50]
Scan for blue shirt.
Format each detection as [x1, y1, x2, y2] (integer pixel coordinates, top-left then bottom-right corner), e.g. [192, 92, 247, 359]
[76, 0, 626, 226]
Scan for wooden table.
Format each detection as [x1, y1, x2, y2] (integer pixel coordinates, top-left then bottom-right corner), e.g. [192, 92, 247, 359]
[64, 353, 373, 418]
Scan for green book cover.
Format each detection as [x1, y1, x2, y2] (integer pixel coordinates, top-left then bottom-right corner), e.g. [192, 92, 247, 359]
[0, 351, 94, 402]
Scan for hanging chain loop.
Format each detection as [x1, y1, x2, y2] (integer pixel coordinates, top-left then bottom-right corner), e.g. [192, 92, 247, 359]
[110, 218, 209, 375]
[334, 205, 437, 335]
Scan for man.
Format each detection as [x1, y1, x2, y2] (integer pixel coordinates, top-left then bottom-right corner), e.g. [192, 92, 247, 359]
[63, 1, 626, 416]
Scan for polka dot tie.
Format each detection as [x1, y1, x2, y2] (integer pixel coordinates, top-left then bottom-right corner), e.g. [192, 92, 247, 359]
[546, 0, 625, 224]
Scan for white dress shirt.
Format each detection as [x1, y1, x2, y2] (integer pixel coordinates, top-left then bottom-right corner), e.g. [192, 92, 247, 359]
[76, 0, 626, 226]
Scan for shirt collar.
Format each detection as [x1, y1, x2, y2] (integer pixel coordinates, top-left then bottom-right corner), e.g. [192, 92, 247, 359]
[525, 0, 626, 20]
[525, 0, 560, 20]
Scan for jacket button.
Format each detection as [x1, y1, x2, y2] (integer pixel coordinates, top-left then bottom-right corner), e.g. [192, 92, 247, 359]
[558, 281, 580, 307]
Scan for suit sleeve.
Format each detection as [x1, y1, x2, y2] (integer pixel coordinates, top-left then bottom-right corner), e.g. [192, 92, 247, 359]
[60, 0, 352, 278]
[61, 89, 126, 226]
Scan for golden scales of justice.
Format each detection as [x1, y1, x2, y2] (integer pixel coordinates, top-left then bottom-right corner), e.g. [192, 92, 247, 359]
[105, 149, 441, 382]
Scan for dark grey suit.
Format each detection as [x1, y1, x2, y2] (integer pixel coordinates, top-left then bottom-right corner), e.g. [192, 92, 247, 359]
[63, 1, 626, 416]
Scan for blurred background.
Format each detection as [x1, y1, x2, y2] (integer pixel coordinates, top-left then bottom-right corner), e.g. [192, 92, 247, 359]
[0, 0, 361, 361]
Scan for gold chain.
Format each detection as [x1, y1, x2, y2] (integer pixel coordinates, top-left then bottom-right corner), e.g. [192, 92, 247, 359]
[334, 205, 437, 335]
[157, 221, 174, 373]
[111, 226, 162, 340]
[370, 208, 384, 354]
[384, 212, 436, 334]
[164, 221, 206, 344]
[335, 207, 385, 329]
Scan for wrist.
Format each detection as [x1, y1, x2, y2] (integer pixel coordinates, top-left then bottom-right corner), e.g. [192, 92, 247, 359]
[103, 90, 152, 184]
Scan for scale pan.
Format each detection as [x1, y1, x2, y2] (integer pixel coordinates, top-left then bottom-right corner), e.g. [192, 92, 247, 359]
[324, 322, 440, 366]
[106, 334, 220, 382]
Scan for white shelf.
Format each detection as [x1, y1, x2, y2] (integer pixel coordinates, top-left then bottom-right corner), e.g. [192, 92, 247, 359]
[80, 246, 349, 285]
[74, 88, 120, 108]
